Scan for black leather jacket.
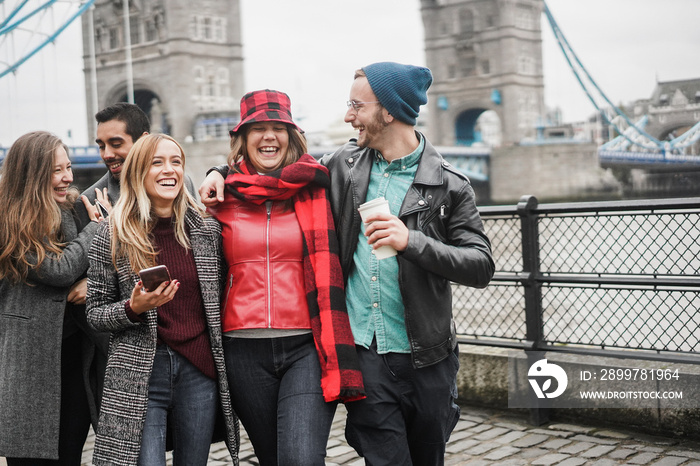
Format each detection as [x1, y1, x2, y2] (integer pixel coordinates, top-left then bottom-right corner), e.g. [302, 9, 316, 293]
[319, 134, 494, 368]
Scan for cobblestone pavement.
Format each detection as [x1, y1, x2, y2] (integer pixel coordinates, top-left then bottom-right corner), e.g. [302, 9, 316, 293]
[4, 404, 700, 466]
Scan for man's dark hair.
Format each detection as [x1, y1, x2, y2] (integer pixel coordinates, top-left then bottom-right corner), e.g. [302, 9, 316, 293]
[95, 102, 150, 143]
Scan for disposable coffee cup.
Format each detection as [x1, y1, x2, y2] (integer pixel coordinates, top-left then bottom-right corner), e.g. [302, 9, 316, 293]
[358, 197, 397, 260]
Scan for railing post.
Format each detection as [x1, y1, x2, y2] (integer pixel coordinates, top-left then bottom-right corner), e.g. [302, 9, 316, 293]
[517, 195, 549, 425]
[518, 195, 543, 347]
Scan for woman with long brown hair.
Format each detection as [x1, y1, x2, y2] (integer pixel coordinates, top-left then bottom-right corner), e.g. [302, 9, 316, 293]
[0, 131, 105, 465]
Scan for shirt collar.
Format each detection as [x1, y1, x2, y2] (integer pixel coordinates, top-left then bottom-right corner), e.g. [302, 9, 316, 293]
[374, 134, 424, 170]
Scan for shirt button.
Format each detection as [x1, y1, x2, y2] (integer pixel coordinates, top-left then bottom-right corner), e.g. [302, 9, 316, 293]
[402, 165, 406, 170]
[348, 157, 354, 163]
[418, 200, 426, 206]
[384, 173, 389, 178]
[373, 303, 378, 308]
[371, 276, 377, 281]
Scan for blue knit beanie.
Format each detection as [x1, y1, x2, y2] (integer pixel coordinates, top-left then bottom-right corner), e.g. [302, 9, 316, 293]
[362, 62, 433, 126]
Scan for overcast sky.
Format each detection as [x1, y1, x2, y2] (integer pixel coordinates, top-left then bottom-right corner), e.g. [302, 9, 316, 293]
[1, 0, 699, 147]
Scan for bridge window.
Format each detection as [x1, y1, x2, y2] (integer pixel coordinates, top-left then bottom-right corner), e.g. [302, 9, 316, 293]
[129, 16, 141, 45]
[695, 91, 700, 103]
[203, 17, 212, 40]
[95, 27, 104, 53]
[189, 16, 197, 38]
[459, 8, 474, 37]
[214, 18, 226, 41]
[145, 19, 157, 42]
[192, 65, 232, 111]
[109, 27, 120, 50]
[190, 15, 226, 42]
[659, 94, 669, 106]
[515, 5, 534, 29]
[206, 76, 215, 97]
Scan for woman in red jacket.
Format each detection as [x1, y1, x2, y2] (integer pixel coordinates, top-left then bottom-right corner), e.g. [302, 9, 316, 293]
[208, 89, 364, 465]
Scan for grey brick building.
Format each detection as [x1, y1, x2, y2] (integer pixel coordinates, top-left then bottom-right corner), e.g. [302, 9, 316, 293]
[420, 0, 545, 146]
[81, 0, 244, 143]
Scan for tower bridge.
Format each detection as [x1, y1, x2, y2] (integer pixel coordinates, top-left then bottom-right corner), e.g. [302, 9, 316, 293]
[2, 1, 698, 200]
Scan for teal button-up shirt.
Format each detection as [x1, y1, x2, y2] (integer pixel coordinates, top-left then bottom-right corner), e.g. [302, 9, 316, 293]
[346, 136, 425, 353]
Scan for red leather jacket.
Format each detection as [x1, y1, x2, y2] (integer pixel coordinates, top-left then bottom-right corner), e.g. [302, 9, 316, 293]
[212, 198, 310, 332]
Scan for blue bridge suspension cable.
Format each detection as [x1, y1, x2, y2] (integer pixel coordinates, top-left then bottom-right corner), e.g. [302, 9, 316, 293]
[0, 0, 95, 80]
[543, 1, 667, 152]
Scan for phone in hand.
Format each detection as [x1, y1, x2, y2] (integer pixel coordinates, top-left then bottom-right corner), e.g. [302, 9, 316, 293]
[96, 200, 110, 218]
[138, 265, 171, 292]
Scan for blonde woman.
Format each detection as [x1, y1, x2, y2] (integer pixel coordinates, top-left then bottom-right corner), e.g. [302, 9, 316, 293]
[86, 133, 238, 466]
[0, 131, 105, 465]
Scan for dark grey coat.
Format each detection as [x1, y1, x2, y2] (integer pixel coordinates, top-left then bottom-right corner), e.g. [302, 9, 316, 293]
[86, 207, 239, 466]
[0, 210, 98, 459]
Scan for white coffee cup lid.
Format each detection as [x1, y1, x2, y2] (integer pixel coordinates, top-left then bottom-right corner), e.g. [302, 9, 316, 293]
[358, 197, 388, 211]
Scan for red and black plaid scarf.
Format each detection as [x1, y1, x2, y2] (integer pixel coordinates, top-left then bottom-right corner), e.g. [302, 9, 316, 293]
[225, 154, 365, 402]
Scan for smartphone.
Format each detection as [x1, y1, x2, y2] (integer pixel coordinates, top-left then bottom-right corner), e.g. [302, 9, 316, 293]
[96, 200, 109, 218]
[138, 265, 171, 292]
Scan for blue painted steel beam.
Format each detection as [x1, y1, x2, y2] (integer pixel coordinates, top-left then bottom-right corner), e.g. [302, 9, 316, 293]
[0, 0, 95, 80]
[0, 0, 31, 29]
[0, 0, 58, 35]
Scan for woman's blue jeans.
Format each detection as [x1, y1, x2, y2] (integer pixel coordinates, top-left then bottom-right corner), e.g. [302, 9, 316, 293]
[223, 333, 337, 466]
[137, 345, 218, 466]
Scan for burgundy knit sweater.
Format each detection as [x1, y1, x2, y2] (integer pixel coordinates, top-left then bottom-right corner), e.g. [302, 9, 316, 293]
[131, 217, 216, 379]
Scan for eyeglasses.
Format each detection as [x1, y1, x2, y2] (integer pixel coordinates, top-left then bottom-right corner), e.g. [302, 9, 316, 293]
[346, 100, 380, 112]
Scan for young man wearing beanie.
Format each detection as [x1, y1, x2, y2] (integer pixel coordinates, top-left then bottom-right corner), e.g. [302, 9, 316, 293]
[322, 62, 494, 465]
[198, 62, 494, 465]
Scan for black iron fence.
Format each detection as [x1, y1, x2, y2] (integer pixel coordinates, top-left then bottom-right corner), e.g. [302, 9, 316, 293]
[454, 195, 700, 363]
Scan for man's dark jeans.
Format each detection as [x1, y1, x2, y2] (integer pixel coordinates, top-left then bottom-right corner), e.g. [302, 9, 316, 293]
[345, 342, 460, 465]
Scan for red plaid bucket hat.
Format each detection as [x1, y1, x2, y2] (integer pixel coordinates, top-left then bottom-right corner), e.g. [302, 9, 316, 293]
[229, 89, 303, 135]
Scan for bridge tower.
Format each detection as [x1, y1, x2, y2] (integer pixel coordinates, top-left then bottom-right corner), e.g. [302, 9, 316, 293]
[420, 0, 545, 146]
[80, 0, 244, 143]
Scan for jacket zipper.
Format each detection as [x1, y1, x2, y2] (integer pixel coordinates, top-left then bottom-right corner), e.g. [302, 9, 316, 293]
[420, 204, 446, 229]
[265, 202, 272, 328]
[222, 274, 233, 312]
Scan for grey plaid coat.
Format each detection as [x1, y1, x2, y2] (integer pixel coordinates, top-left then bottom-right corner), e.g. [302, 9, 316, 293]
[86, 208, 239, 466]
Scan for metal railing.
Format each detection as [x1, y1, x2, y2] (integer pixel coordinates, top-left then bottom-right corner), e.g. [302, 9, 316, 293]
[455, 195, 700, 364]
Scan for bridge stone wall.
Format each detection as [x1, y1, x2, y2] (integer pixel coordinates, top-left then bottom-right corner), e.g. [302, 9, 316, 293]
[457, 344, 700, 436]
[490, 143, 621, 204]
